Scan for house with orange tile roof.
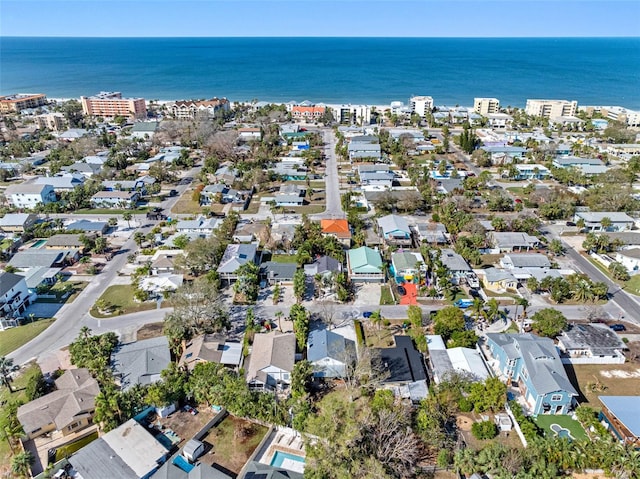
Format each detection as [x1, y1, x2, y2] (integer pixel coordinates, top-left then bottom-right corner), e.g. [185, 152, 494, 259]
[292, 105, 326, 121]
[321, 219, 351, 247]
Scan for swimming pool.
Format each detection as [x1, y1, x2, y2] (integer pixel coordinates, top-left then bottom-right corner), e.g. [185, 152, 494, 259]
[173, 455, 194, 473]
[270, 451, 305, 472]
[31, 239, 47, 248]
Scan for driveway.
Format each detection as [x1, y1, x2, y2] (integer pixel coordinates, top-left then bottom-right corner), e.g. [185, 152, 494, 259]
[23, 301, 64, 319]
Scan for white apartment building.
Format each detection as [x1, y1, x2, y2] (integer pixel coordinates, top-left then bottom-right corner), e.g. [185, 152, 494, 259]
[600, 106, 640, 127]
[474, 97, 500, 116]
[4, 183, 57, 209]
[525, 99, 578, 118]
[409, 96, 434, 117]
[330, 104, 372, 125]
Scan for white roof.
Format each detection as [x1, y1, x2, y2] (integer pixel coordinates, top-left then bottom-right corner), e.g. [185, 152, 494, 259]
[447, 347, 490, 381]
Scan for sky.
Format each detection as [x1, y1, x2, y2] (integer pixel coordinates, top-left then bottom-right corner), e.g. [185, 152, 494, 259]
[1, 0, 639, 37]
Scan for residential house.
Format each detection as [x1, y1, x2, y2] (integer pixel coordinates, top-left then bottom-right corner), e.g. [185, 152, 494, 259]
[374, 336, 428, 402]
[557, 324, 627, 364]
[482, 146, 527, 164]
[439, 248, 472, 283]
[4, 183, 56, 209]
[170, 98, 230, 120]
[260, 261, 297, 285]
[241, 462, 303, 479]
[291, 105, 327, 121]
[200, 184, 238, 206]
[90, 190, 140, 208]
[214, 165, 239, 184]
[102, 176, 156, 193]
[477, 267, 518, 293]
[274, 184, 306, 207]
[238, 127, 262, 141]
[426, 335, 490, 384]
[149, 249, 184, 275]
[489, 232, 540, 252]
[415, 222, 448, 244]
[320, 219, 351, 247]
[33, 173, 85, 192]
[377, 214, 412, 247]
[486, 113, 513, 129]
[552, 156, 604, 169]
[179, 334, 243, 372]
[346, 246, 384, 283]
[615, 248, 640, 275]
[388, 128, 425, 143]
[307, 328, 356, 378]
[9, 249, 79, 269]
[111, 336, 172, 391]
[139, 273, 183, 295]
[485, 333, 578, 415]
[45, 233, 92, 252]
[69, 418, 169, 479]
[512, 164, 551, 180]
[17, 368, 99, 440]
[304, 255, 342, 277]
[598, 396, 640, 446]
[435, 178, 464, 195]
[176, 216, 221, 237]
[501, 253, 551, 269]
[18, 266, 61, 294]
[391, 251, 425, 283]
[0, 271, 34, 317]
[218, 243, 258, 282]
[233, 221, 269, 244]
[574, 211, 635, 232]
[348, 135, 382, 162]
[0, 213, 37, 233]
[66, 219, 109, 235]
[246, 331, 296, 390]
[130, 121, 159, 139]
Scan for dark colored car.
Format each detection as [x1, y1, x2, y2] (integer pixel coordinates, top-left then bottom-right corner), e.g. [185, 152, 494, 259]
[169, 189, 178, 197]
[397, 286, 407, 296]
[609, 324, 626, 332]
[566, 221, 576, 227]
[363, 311, 373, 318]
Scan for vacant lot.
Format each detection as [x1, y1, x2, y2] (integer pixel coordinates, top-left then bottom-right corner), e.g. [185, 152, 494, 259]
[200, 416, 268, 474]
[0, 318, 55, 356]
[565, 362, 640, 408]
[456, 412, 524, 450]
[90, 285, 156, 318]
[136, 322, 165, 341]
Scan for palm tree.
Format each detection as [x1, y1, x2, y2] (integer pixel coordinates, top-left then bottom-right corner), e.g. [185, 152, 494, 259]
[275, 311, 283, 331]
[0, 356, 15, 393]
[11, 451, 33, 478]
[483, 298, 502, 324]
[122, 212, 132, 229]
[573, 280, 594, 302]
[79, 325, 92, 340]
[600, 216, 612, 231]
[470, 298, 485, 324]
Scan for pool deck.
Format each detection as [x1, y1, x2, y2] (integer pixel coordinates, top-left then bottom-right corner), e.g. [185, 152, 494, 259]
[255, 426, 305, 469]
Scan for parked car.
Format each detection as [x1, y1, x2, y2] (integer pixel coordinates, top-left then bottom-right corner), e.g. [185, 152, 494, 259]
[362, 311, 373, 318]
[454, 299, 474, 309]
[609, 324, 626, 332]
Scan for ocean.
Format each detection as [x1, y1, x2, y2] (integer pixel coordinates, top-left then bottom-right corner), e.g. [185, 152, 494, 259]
[1, 37, 639, 108]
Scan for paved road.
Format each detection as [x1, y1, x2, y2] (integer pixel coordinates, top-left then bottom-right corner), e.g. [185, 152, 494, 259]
[8, 221, 157, 366]
[314, 128, 345, 219]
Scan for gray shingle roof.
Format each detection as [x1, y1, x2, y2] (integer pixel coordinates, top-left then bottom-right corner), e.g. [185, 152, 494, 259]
[439, 249, 471, 272]
[218, 243, 257, 274]
[111, 336, 171, 391]
[307, 329, 355, 363]
[502, 253, 551, 268]
[0, 272, 26, 297]
[558, 324, 626, 355]
[377, 214, 410, 236]
[260, 261, 297, 281]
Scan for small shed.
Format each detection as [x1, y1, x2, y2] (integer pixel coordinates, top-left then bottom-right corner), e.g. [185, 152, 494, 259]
[495, 413, 512, 432]
[183, 438, 205, 463]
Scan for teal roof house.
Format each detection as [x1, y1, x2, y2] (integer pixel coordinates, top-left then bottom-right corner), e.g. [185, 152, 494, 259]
[346, 246, 384, 282]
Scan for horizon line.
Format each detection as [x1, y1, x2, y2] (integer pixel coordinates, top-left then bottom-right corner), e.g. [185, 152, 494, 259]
[2, 35, 639, 39]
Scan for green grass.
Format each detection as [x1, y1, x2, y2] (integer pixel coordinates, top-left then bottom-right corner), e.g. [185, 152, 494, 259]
[380, 285, 395, 305]
[270, 254, 297, 263]
[624, 274, 640, 296]
[0, 364, 42, 466]
[55, 431, 99, 461]
[506, 187, 525, 194]
[286, 205, 326, 214]
[533, 414, 588, 441]
[90, 285, 156, 318]
[0, 319, 56, 356]
[583, 255, 640, 295]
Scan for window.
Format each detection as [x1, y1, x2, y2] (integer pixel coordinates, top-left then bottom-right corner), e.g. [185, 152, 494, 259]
[551, 394, 562, 402]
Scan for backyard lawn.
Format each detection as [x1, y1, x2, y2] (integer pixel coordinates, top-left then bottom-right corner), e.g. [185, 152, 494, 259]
[0, 318, 55, 356]
[201, 416, 268, 474]
[533, 414, 587, 441]
[90, 285, 157, 318]
[270, 254, 297, 263]
[0, 364, 42, 476]
[170, 190, 204, 214]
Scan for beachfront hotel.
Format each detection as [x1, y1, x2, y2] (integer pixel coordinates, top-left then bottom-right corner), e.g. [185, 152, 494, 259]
[80, 91, 147, 119]
[0, 93, 47, 113]
[409, 95, 434, 117]
[474, 97, 500, 116]
[525, 99, 578, 118]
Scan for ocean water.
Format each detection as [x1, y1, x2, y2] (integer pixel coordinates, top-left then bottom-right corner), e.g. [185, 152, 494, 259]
[1, 37, 639, 108]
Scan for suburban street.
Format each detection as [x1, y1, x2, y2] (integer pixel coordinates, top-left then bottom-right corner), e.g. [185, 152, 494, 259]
[314, 128, 344, 219]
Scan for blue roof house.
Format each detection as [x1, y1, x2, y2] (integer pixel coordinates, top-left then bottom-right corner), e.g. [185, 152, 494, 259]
[485, 333, 578, 416]
[307, 329, 356, 378]
[346, 246, 384, 283]
[377, 214, 412, 246]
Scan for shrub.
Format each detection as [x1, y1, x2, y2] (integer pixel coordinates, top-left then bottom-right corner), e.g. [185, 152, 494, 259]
[471, 420, 498, 440]
[458, 397, 473, 412]
[436, 449, 453, 468]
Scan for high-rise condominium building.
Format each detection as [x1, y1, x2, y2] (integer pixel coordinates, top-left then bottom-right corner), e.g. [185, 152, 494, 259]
[409, 96, 434, 117]
[0, 94, 47, 113]
[474, 98, 500, 116]
[525, 99, 578, 118]
[81, 92, 147, 119]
